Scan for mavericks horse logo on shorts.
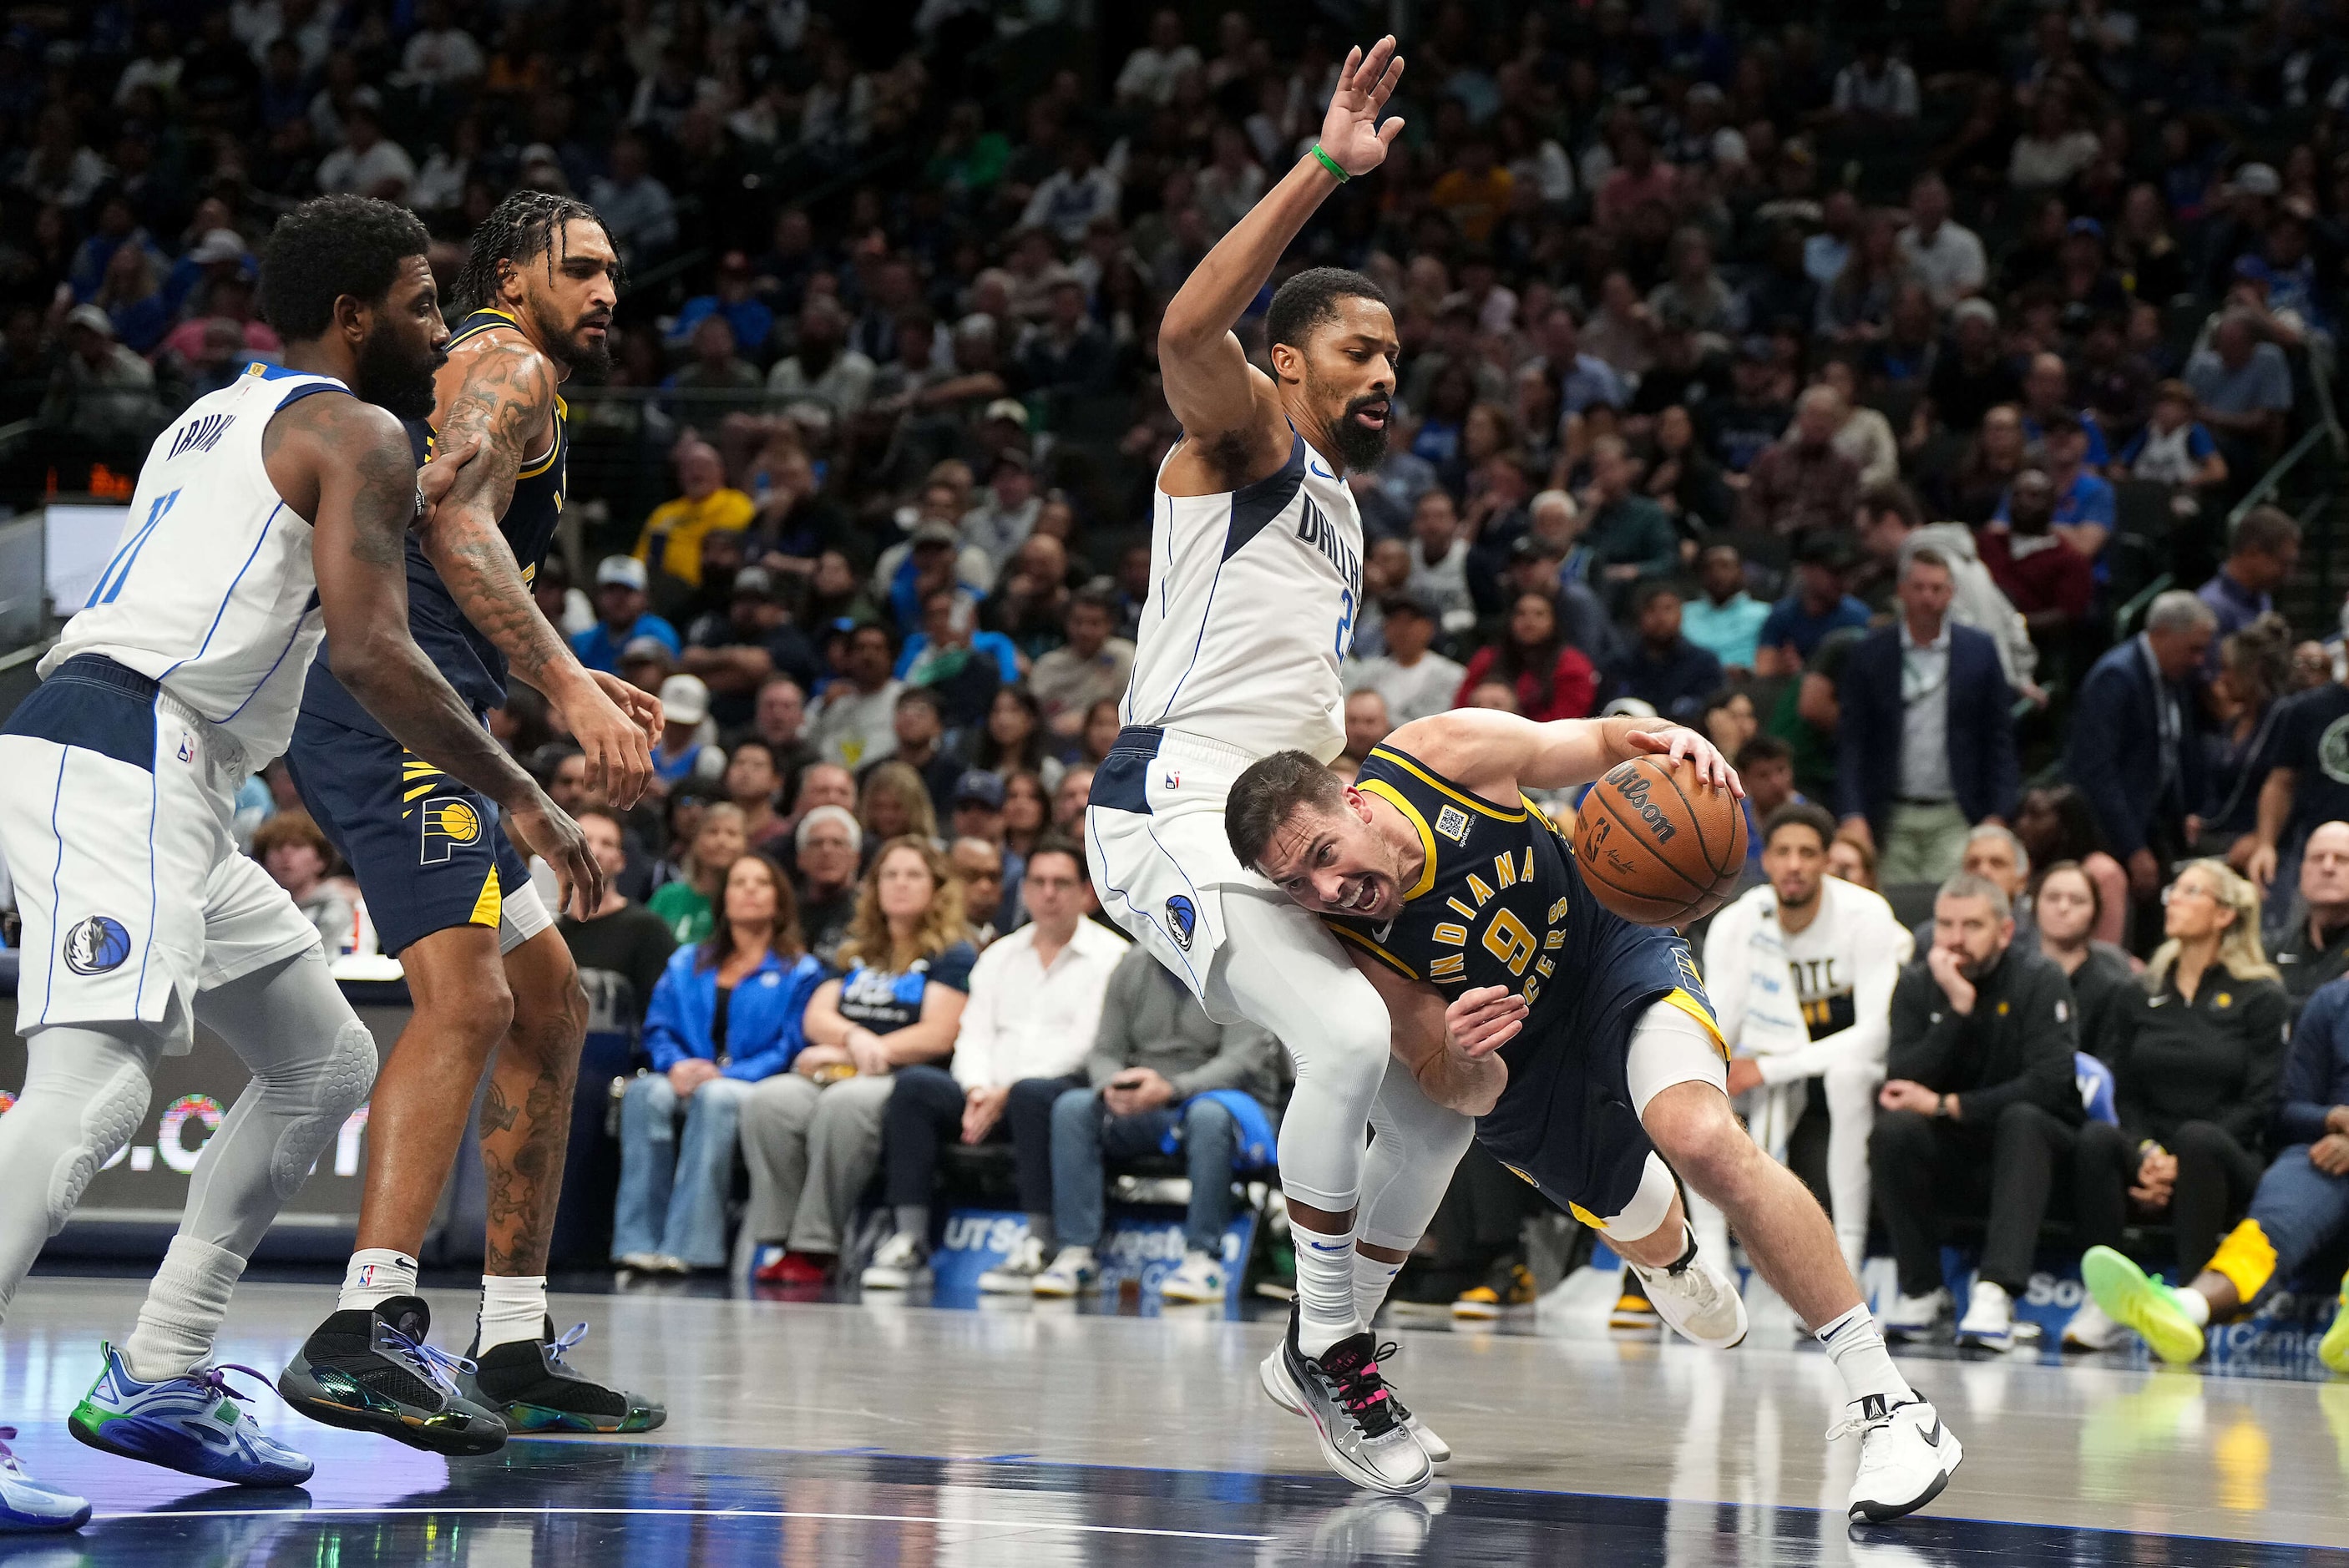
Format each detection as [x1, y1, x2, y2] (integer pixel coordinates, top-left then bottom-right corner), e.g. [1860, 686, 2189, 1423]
[1165, 895, 1197, 951]
[62, 914, 133, 975]
[418, 797, 483, 864]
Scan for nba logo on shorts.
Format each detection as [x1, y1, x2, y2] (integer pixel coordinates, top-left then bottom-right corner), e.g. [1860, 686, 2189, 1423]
[419, 796, 483, 864]
[1164, 895, 1197, 951]
[175, 729, 195, 764]
[62, 915, 133, 976]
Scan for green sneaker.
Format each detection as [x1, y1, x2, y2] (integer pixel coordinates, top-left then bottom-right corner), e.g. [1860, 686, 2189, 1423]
[2081, 1246, 2205, 1366]
[2319, 1275, 2349, 1377]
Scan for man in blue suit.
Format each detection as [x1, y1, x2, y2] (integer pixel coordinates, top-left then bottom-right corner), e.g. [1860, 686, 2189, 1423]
[2064, 589, 2216, 903]
[1837, 548, 2020, 883]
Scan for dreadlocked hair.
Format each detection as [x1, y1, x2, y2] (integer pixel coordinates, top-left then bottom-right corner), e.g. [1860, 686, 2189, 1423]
[452, 190, 624, 316]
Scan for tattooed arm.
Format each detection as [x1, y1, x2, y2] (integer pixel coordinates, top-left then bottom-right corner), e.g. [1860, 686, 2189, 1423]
[420, 337, 658, 806]
[268, 392, 603, 916]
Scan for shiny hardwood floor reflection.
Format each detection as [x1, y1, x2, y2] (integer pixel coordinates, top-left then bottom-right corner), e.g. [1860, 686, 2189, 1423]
[0, 1276, 2341, 1564]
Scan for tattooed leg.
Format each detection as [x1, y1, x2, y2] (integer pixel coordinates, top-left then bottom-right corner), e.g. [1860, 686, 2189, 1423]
[352, 925, 514, 1256]
[480, 931, 588, 1277]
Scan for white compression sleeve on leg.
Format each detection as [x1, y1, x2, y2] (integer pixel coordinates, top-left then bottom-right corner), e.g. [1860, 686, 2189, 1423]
[1357, 1055, 1474, 1252]
[0, 1025, 162, 1326]
[1822, 1058, 1881, 1279]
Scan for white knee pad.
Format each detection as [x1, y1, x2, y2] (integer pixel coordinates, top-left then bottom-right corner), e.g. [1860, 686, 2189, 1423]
[267, 1019, 378, 1201]
[1594, 1151, 1680, 1244]
[51, 1061, 154, 1235]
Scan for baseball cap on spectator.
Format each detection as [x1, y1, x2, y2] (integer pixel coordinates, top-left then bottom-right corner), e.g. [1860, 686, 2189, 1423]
[796, 804, 863, 856]
[65, 304, 114, 336]
[189, 229, 246, 266]
[658, 674, 710, 726]
[2234, 162, 2281, 196]
[953, 769, 1006, 810]
[731, 565, 776, 599]
[620, 635, 671, 664]
[1382, 589, 1440, 620]
[910, 521, 959, 549]
[1601, 697, 1659, 720]
[595, 555, 649, 591]
[1950, 298, 1998, 331]
[983, 398, 1030, 429]
[990, 447, 1030, 477]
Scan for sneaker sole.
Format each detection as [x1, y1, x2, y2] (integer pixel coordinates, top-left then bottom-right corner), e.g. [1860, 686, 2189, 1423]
[1849, 1431, 1964, 1524]
[494, 1401, 667, 1435]
[0, 1500, 91, 1534]
[1257, 1347, 1431, 1497]
[276, 1366, 509, 1457]
[2082, 1247, 2205, 1366]
[1159, 1282, 1227, 1303]
[67, 1409, 313, 1487]
[1952, 1331, 2012, 1353]
[1608, 1310, 1663, 1331]
[1030, 1277, 1094, 1298]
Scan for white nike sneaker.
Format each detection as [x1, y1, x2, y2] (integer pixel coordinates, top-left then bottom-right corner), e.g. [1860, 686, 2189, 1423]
[1158, 1250, 1228, 1304]
[1628, 1246, 1748, 1349]
[1261, 1324, 1452, 1466]
[859, 1232, 928, 1291]
[1030, 1245, 1098, 1298]
[977, 1235, 1048, 1294]
[1881, 1287, 1951, 1342]
[2061, 1296, 2121, 1351]
[1258, 1313, 1431, 1495]
[1953, 1280, 2013, 1352]
[1835, 1393, 1963, 1523]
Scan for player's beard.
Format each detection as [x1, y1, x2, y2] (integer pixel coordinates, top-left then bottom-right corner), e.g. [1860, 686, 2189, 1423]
[534, 297, 613, 381]
[1320, 385, 1391, 473]
[355, 329, 445, 421]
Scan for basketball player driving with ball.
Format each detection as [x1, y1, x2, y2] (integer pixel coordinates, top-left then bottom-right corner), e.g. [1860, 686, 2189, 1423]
[1224, 709, 1966, 1525]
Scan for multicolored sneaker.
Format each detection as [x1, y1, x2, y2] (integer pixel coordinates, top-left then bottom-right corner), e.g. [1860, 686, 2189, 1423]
[2081, 1247, 2205, 1366]
[1453, 1258, 1536, 1321]
[2319, 1273, 2349, 1377]
[0, 1428, 89, 1533]
[459, 1320, 665, 1435]
[68, 1343, 312, 1487]
[1258, 1308, 1431, 1495]
[276, 1296, 507, 1456]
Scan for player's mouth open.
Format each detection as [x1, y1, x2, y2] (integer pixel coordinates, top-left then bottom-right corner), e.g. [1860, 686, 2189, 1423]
[1335, 875, 1380, 913]
[1352, 403, 1390, 430]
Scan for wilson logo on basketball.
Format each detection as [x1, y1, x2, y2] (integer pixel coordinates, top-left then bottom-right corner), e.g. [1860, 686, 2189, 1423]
[1605, 770, 1678, 843]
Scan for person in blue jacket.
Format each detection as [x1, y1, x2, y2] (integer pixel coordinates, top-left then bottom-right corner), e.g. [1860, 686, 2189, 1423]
[613, 852, 825, 1272]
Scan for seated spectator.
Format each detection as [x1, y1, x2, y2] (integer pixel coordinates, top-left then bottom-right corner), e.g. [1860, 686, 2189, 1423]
[1012, 941, 1281, 1301]
[2184, 309, 2294, 466]
[2035, 859, 2138, 1062]
[858, 759, 943, 850]
[1602, 582, 1724, 723]
[743, 838, 976, 1284]
[792, 805, 863, 966]
[974, 685, 1066, 792]
[557, 807, 680, 1038]
[960, 448, 1042, 579]
[572, 556, 682, 675]
[1837, 548, 2019, 883]
[2196, 506, 2301, 656]
[668, 249, 776, 364]
[1698, 338, 1788, 476]
[2204, 614, 2293, 855]
[2013, 784, 2130, 948]
[1918, 302, 2020, 450]
[1348, 592, 1466, 727]
[1681, 544, 1770, 676]
[1957, 823, 2036, 944]
[1331, 690, 1392, 787]
[1896, 173, 1986, 310]
[807, 624, 904, 771]
[1457, 592, 1597, 722]
[1076, 699, 1125, 769]
[721, 740, 790, 853]
[1405, 489, 1477, 634]
[652, 675, 727, 796]
[646, 803, 746, 944]
[1708, 802, 1913, 1275]
[899, 588, 1016, 731]
[1932, 402, 2028, 527]
[1756, 534, 1871, 679]
[41, 306, 167, 463]
[766, 296, 876, 418]
[859, 838, 1128, 1289]
[1030, 588, 1136, 741]
[2004, 410, 2115, 561]
[2080, 963, 2349, 1369]
[2068, 591, 2215, 903]
[1577, 435, 1679, 599]
[666, 316, 761, 398]
[2060, 861, 2287, 1348]
[1830, 36, 1918, 123]
[1015, 271, 1114, 392]
[1054, 765, 1096, 832]
[1977, 468, 2093, 634]
[614, 853, 825, 1272]
[2119, 380, 2228, 488]
[1640, 404, 1734, 536]
[2272, 822, 2349, 1014]
[1870, 873, 2083, 1344]
[252, 812, 353, 951]
[1800, 362, 1899, 490]
[1829, 832, 1880, 891]
[949, 831, 1009, 944]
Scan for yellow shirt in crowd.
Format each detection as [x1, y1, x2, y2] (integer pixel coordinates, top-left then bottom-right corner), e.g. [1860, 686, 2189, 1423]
[634, 488, 757, 587]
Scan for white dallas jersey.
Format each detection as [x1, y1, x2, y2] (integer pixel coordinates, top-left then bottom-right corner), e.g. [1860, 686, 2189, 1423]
[1121, 430, 1364, 762]
[46, 362, 351, 765]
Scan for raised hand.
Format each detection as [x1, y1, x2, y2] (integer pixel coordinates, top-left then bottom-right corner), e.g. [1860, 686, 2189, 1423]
[1319, 36, 1406, 177]
[1445, 984, 1527, 1059]
[1623, 723, 1744, 797]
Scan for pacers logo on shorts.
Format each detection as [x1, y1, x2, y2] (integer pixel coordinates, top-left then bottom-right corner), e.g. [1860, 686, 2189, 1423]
[62, 915, 132, 976]
[419, 796, 483, 864]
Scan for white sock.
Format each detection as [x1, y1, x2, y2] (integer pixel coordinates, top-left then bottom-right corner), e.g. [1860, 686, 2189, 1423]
[338, 1248, 419, 1313]
[1354, 1252, 1404, 1327]
[123, 1237, 246, 1383]
[479, 1274, 549, 1352]
[2177, 1287, 2211, 1327]
[1815, 1302, 1916, 1407]
[1293, 1221, 1364, 1356]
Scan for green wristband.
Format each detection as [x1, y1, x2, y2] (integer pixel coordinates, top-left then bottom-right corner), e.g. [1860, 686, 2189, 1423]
[1309, 144, 1350, 183]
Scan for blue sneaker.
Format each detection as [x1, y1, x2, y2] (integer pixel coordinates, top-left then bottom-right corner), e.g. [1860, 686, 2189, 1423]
[69, 1344, 314, 1488]
[0, 1428, 89, 1532]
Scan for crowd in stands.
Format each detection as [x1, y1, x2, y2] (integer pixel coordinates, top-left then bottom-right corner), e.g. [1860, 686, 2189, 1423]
[3, 0, 2348, 1354]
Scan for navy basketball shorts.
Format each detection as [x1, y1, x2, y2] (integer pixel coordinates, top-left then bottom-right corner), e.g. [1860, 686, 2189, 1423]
[286, 712, 549, 959]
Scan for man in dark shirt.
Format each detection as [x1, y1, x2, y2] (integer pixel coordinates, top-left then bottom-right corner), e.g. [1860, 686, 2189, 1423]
[1921, 299, 2020, 439]
[2274, 822, 2349, 1014]
[681, 566, 824, 733]
[558, 809, 681, 1038]
[1603, 582, 1724, 722]
[1868, 874, 2082, 1347]
[2250, 665, 2349, 909]
[792, 805, 863, 967]
[1700, 338, 1794, 474]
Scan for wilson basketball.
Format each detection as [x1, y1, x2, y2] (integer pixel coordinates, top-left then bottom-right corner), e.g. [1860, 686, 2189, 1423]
[1572, 755, 1748, 927]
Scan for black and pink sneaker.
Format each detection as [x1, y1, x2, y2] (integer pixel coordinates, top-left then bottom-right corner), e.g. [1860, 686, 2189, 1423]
[1257, 1308, 1432, 1495]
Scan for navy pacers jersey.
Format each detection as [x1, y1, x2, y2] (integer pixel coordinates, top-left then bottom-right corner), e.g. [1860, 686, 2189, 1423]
[301, 308, 568, 734]
[1322, 743, 1722, 1205]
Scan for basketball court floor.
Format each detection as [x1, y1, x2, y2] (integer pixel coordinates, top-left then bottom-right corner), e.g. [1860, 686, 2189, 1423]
[2, 1270, 2345, 1565]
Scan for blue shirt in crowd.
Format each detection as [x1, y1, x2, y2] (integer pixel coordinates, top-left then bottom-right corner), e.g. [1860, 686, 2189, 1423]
[571, 614, 683, 674]
[1758, 593, 1871, 661]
